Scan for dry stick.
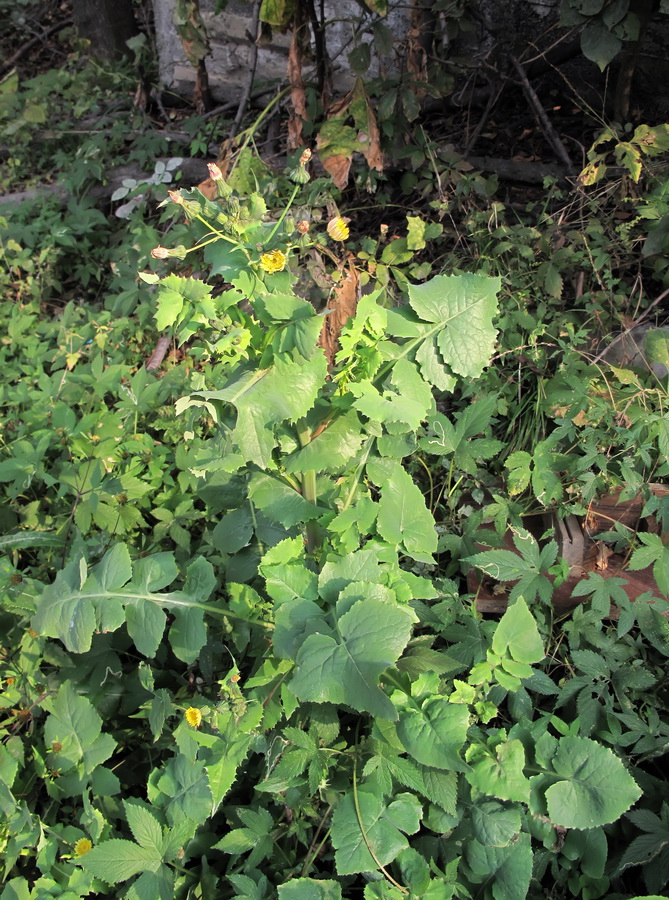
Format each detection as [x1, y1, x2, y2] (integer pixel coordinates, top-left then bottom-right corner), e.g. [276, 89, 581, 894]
[229, 0, 262, 141]
[509, 54, 575, 175]
[591, 286, 669, 365]
[0, 18, 73, 76]
[464, 81, 506, 156]
[145, 335, 172, 372]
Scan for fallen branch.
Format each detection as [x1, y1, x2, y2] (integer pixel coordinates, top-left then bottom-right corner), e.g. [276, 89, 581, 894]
[146, 335, 172, 371]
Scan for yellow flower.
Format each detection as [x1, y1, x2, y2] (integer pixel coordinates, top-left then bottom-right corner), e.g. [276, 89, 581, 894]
[259, 250, 287, 274]
[327, 216, 349, 241]
[74, 838, 93, 857]
[185, 707, 202, 728]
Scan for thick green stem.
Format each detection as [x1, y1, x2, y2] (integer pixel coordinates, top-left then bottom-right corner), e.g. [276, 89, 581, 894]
[297, 419, 321, 555]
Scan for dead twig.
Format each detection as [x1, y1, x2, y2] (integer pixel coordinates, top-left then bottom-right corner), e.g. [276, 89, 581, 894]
[509, 54, 575, 175]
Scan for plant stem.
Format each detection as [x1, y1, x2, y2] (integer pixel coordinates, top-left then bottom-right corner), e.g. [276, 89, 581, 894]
[296, 418, 321, 555]
[267, 183, 300, 243]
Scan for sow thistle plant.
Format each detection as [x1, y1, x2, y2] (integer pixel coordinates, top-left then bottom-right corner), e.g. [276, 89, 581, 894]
[9, 150, 649, 900]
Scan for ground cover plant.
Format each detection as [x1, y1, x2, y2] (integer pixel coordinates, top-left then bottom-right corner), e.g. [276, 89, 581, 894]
[2, 5, 669, 899]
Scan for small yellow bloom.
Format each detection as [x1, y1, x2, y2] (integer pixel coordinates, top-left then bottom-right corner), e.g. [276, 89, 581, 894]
[259, 250, 287, 274]
[185, 707, 202, 728]
[327, 216, 349, 241]
[74, 838, 93, 857]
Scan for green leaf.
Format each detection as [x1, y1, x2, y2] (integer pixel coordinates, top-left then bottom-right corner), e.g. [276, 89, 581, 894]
[581, 19, 622, 70]
[0, 531, 65, 552]
[471, 799, 522, 848]
[331, 791, 422, 875]
[539, 736, 642, 828]
[350, 358, 432, 431]
[290, 597, 416, 719]
[492, 597, 544, 665]
[466, 739, 530, 803]
[396, 698, 470, 772]
[248, 472, 321, 527]
[185, 354, 327, 468]
[408, 273, 500, 378]
[367, 458, 437, 563]
[124, 801, 163, 855]
[284, 410, 365, 474]
[212, 506, 254, 554]
[79, 839, 162, 883]
[279, 879, 342, 899]
[44, 682, 116, 776]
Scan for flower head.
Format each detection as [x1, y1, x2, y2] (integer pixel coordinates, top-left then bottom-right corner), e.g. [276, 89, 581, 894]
[207, 162, 224, 181]
[185, 707, 202, 728]
[327, 216, 349, 241]
[296, 218, 310, 235]
[151, 246, 170, 259]
[168, 190, 184, 206]
[74, 838, 93, 857]
[259, 249, 287, 274]
[299, 148, 312, 165]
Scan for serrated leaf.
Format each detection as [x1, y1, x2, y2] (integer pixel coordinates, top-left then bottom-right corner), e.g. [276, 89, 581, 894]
[188, 353, 327, 468]
[124, 801, 163, 855]
[471, 799, 522, 848]
[397, 698, 470, 772]
[367, 458, 437, 563]
[279, 879, 343, 899]
[79, 839, 162, 883]
[44, 682, 116, 776]
[290, 597, 416, 720]
[542, 736, 642, 828]
[350, 358, 432, 430]
[331, 791, 421, 875]
[408, 273, 500, 378]
[467, 739, 530, 803]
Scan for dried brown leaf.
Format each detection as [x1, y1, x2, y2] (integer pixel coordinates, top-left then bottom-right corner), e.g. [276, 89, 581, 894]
[319, 262, 360, 369]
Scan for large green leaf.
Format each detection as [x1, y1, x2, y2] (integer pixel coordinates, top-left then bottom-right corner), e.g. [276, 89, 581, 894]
[331, 791, 422, 875]
[367, 458, 437, 563]
[278, 879, 342, 899]
[350, 358, 432, 430]
[32, 545, 216, 661]
[466, 739, 530, 803]
[181, 353, 327, 468]
[407, 273, 500, 378]
[79, 839, 162, 883]
[396, 698, 470, 772]
[492, 597, 544, 665]
[289, 597, 416, 719]
[539, 736, 642, 828]
[44, 682, 116, 776]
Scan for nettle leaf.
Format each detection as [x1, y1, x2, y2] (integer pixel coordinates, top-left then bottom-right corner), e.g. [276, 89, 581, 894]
[44, 682, 116, 776]
[183, 353, 327, 468]
[289, 597, 417, 719]
[331, 791, 422, 875]
[471, 799, 522, 848]
[367, 458, 437, 563]
[396, 697, 470, 772]
[408, 273, 500, 378]
[534, 736, 641, 828]
[79, 839, 162, 883]
[124, 801, 163, 855]
[629, 533, 669, 595]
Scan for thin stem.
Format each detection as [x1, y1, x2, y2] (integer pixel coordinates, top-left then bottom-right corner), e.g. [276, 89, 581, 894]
[297, 418, 321, 555]
[267, 183, 300, 243]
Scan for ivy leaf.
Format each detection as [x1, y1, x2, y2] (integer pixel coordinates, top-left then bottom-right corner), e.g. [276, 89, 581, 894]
[331, 791, 422, 875]
[79, 839, 162, 883]
[289, 597, 416, 719]
[367, 458, 437, 563]
[396, 698, 470, 772]
[408, 273, 500, 378]
[535, 736, 642, 828]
